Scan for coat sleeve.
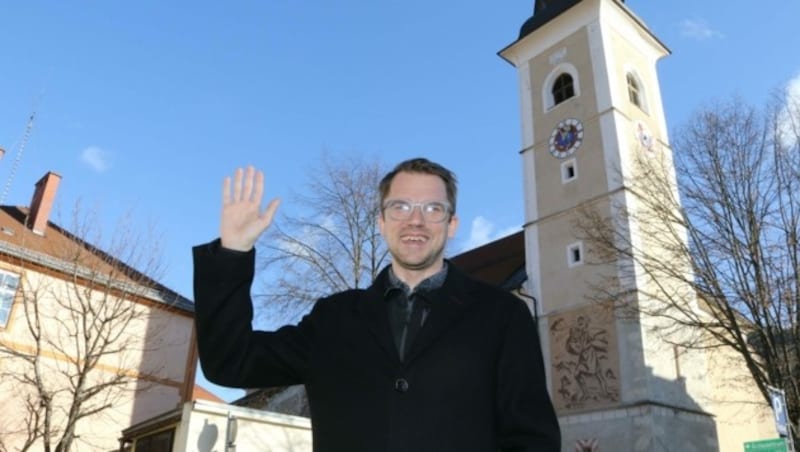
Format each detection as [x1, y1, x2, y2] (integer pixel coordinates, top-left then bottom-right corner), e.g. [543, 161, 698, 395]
[193, 239, 318, 389]
[495, 296, 561, 452]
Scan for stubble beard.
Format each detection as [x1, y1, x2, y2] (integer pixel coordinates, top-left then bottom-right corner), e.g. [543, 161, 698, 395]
[390, 238, 447, 273]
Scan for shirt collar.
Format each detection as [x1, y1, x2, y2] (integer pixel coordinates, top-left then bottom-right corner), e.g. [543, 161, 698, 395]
[384, 262, 448, 299]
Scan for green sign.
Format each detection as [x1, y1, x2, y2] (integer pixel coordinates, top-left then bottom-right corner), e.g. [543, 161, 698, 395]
[744, 438, 788, 452]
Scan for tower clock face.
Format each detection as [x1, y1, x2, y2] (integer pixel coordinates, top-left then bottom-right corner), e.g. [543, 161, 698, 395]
[549, 118, 584, 159]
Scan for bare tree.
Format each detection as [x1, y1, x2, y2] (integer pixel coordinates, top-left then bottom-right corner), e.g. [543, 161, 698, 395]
[574, 92, 800, 443]
[256, 153, 389, 319]
[0, 205, 168, 452]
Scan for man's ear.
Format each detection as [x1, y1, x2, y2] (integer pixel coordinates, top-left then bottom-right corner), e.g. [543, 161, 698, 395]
[378, 213, 385, 236]
[447, 214, 459, 239]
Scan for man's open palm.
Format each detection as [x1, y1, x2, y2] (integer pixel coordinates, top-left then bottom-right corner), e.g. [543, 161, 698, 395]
[220, 166, 281, 252]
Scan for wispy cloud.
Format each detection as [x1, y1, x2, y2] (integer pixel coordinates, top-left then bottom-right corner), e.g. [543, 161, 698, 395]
[458, 216, 520, 252]
[276, 215, 337, 257]
[777, 73, 800, 149]
[679, 18, 723, 40]
[80, 146, 111, 172]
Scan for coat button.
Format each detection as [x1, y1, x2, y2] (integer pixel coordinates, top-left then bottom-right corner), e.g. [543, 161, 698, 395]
[394, 378, 409, 393]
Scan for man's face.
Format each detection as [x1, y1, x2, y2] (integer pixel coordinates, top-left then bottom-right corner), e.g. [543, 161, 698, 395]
[378, 171, 458, 275]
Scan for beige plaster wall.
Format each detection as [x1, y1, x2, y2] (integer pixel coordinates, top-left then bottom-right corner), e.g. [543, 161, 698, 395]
[703, 339, 778, 451]
[0, 264, 192, 451]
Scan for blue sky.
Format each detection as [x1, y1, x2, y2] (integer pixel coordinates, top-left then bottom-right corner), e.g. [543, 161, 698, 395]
[2, 1, 799, 402]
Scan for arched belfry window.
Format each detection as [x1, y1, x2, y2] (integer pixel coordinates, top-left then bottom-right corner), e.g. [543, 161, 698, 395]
[627, 73, 640, 106]
[543, 63, 580, 112]
[626, 71, 648, 112]
[552, 73, 575, 105]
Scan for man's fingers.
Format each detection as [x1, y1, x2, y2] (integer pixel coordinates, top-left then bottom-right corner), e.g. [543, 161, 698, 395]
[261, 198, 281, 227]
[252, 169, 265, 204]
[224, 165, 271, 215]
[232, 167, 244, 201]
[222, 176, 232, 205]
[243, 166, 255, 202]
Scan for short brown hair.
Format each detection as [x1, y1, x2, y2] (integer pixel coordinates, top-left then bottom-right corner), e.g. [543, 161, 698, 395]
[378, 158, 458, 214]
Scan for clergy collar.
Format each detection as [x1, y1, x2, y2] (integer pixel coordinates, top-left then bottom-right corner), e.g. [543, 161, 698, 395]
[384, 262, 449, 299]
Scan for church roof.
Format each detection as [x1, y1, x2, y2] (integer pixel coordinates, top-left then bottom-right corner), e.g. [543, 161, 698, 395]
[503, 0, 668, 65]
[451, 230, 526, 289]
[519, 0, 584, 40]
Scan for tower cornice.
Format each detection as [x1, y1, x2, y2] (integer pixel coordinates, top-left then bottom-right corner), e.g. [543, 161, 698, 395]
[499, 0, 669, 67]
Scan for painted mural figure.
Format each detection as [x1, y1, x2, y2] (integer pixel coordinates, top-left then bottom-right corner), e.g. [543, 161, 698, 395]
[561, 315, 616, 404]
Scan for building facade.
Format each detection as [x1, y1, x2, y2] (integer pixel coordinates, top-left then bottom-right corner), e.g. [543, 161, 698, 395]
[0, 172, 196, 451]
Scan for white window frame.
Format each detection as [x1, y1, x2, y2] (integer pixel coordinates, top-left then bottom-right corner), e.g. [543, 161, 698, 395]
[567, 241, 584, 268]
[543, 63, 581, 112]
[561, 158, 578, 183]
[0, 269, 21, 328]
[625, 68, 648, 113]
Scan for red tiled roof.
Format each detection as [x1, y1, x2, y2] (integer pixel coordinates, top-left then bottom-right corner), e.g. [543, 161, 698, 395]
[192, 385, 225, 403]
[0, 205, 193, 313]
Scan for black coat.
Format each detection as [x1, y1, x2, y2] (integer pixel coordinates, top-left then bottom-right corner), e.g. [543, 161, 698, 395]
[194, 240, 560, 452]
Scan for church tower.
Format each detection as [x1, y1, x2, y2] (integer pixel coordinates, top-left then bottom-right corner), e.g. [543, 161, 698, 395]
[499, 1, 720, 449]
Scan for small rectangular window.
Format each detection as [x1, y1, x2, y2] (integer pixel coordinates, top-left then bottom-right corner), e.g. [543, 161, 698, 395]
[561, 159, 577, 183]
[135, 429, 175, 452]
[567, 242, 583, 268]
[0, 270, 21, 328]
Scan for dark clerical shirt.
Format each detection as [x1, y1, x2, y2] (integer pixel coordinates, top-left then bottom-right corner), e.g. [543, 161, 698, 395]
[384, 264, 448, 361]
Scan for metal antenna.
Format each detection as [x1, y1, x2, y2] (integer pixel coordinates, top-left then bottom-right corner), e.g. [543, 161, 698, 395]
[0, 112, 36, 205]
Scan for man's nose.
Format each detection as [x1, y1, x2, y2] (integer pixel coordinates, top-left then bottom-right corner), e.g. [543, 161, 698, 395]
[407, 205, 425, 223]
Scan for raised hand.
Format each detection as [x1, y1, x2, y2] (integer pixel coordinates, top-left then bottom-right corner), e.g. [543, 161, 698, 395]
[220, 166, 281, 252]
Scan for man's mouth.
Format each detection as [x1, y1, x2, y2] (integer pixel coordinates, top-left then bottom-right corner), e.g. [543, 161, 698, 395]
[401, 235, 428, 244]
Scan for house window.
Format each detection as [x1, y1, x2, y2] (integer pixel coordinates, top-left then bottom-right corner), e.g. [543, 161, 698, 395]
[567, 242, 583, 268]
[135, 428, 175, 452]
[0, 270, 21, 328]
[561, 158, 577, 183]
[552, 73, 575, 105]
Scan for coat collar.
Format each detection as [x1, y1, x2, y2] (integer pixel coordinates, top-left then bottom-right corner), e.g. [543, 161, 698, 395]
[357, 260, 478, 366]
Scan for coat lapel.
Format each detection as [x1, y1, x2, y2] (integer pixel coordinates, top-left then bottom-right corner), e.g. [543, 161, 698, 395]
[356, 269, 401, 362]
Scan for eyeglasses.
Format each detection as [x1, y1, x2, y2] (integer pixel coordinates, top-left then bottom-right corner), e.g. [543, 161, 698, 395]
[383, 200, 452, 223]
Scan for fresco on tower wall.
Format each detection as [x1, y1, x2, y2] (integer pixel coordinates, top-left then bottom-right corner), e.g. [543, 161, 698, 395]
[549, 303, 620, 412]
